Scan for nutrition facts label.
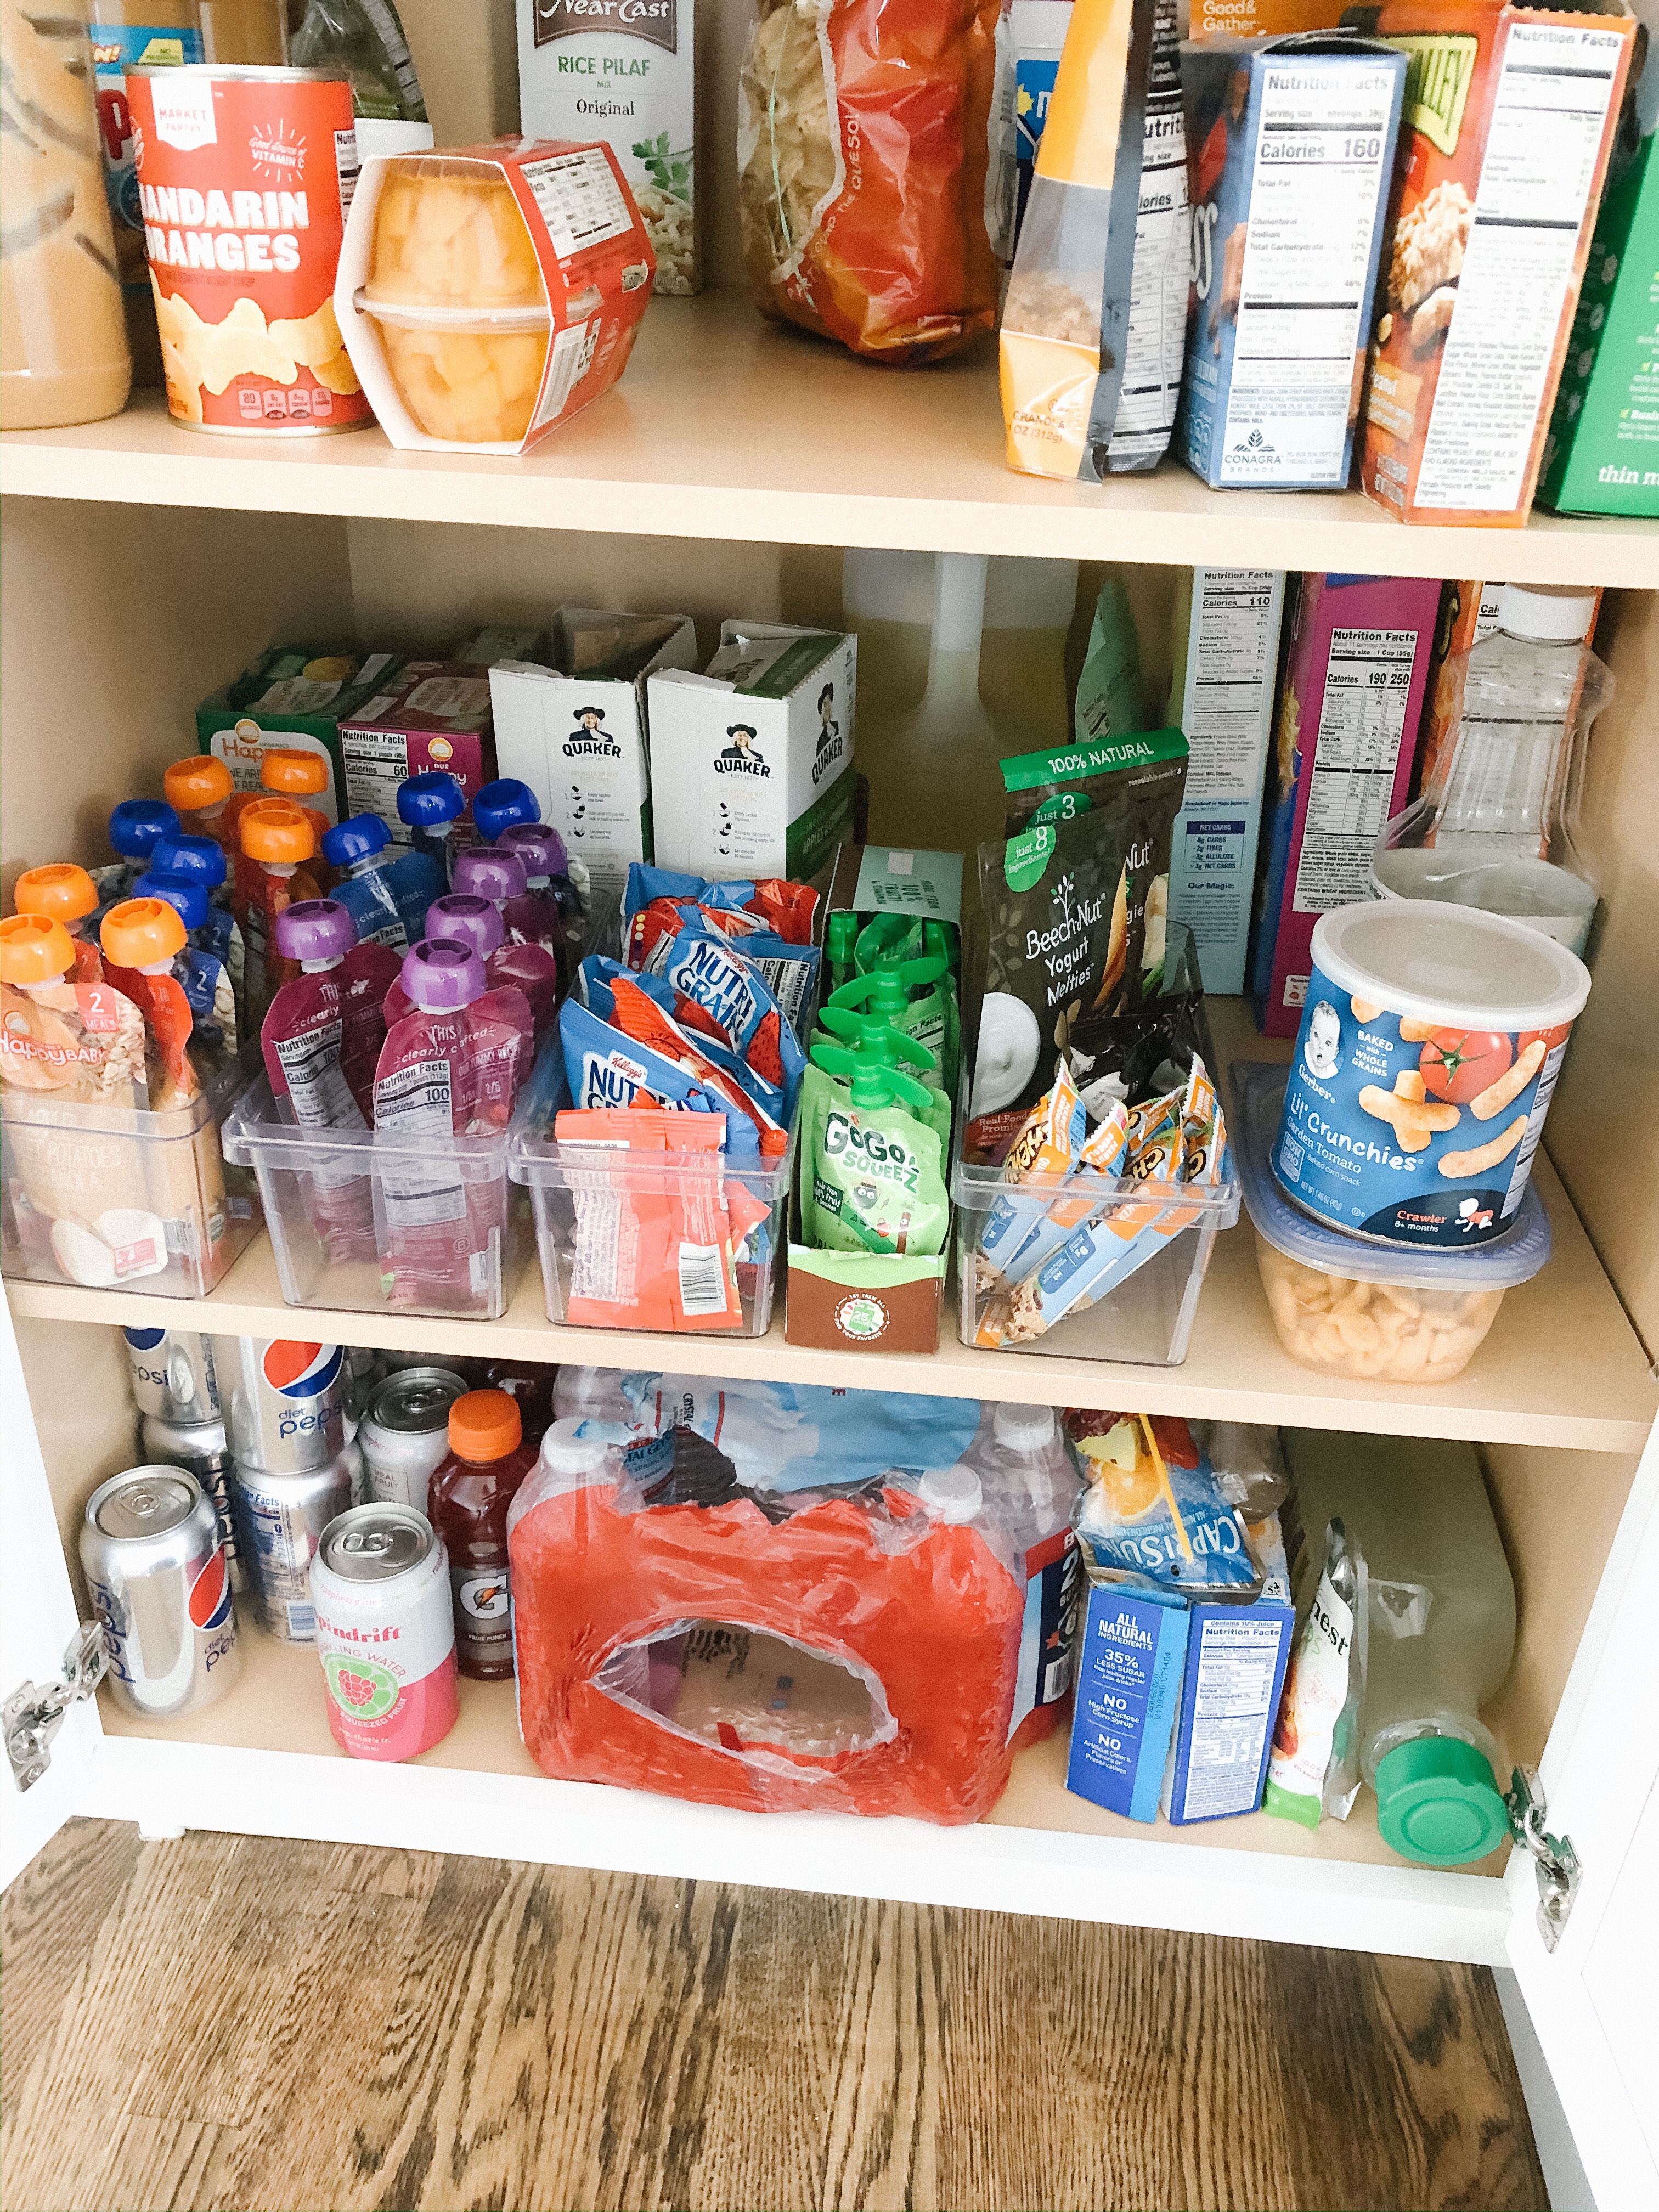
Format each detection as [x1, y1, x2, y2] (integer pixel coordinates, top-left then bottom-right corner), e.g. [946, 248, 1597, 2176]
[1176, 1613, 1286, 1821]
[1292, 627, 1415, 913]
[1221, 61, 1398, 484]
[1103, 0, 1188, 467]
[1416, 22, 1624, 512]
[521, 148, 635, 260]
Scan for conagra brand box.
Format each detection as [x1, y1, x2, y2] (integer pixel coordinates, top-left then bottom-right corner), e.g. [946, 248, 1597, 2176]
[1357, 2, 1636, 528]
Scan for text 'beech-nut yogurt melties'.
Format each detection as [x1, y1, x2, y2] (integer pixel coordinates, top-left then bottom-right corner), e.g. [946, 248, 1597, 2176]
[1273, 901, 1589, 1248]
[127, 64, 369, 435]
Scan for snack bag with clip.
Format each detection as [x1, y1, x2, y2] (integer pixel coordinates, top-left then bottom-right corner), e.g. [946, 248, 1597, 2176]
[1070, 1412, 1259, 1596]
[737, 0, 1003, 364]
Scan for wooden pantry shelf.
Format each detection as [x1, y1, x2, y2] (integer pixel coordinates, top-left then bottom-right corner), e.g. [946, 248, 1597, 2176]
[91, 1608, 1513, 1965]
[10, 1127, 1653, 1451]
[3, 293, 1655, 585]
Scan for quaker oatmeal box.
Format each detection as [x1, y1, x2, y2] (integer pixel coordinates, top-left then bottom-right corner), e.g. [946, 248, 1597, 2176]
[1357, 0, 1636, 528]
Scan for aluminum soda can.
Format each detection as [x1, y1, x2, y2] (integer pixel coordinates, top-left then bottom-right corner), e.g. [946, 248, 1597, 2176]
[309, 1504, 459, 1759]
[359, 1367, 470, 1515]
[123, 1327, 221, 1425]
[231, 1443, 358, 1644]
[214, 1336, 347, 1473]
[81, 1467, 239, 1717]
[140, 1409, 245, 1592]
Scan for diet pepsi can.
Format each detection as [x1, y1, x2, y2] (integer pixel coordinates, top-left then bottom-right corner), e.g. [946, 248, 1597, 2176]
[140, 1409, 245, 1592]
[123, 1327, 221, 1425]
[231, 1444, 359, 1644]
[309, 1505, 459, 1759]
[80, 1467, 239, 1717]
[214, 1336, 347, 1472]
[359, 1367, 470, 1515]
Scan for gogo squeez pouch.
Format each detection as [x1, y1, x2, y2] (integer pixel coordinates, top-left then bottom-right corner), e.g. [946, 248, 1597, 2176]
[802, 1053, 949, 1258]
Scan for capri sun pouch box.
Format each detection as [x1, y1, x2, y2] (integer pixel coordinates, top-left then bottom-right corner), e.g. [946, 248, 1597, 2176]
[1177, 35, 1407, 489]
[1251, 572, 1438, 1036]
[335, 139, 655, 456]
[339, 661, 499, 844]
[1358, 2, 1636, 528]
[195, 645, 403, 823]
[646, 623, 857, 882]
[785, 844, 962, 1357]
[490, 609, 698, 899]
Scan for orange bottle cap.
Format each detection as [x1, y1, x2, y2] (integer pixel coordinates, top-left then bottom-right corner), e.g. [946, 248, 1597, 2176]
[163, 755, 234, 811]
[240, 801, 316, 863]
[448, 1389, 522, 1460]
[261, 748, 330, 797]
[100, 896, 187, 969]
[14, 864, 98, 923]
[0, 912, 76, 985]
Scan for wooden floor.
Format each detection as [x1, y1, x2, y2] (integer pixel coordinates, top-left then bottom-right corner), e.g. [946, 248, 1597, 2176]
[2, 1819, 1546, 2212]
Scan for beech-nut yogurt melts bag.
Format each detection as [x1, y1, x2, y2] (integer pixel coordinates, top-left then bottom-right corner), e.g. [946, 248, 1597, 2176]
[196, 646, 404, 822]
[1274, 900, 1589, 1249]
[516, 0, 699, 294]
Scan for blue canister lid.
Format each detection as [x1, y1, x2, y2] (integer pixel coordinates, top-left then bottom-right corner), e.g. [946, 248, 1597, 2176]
[1231, 1062, 1551, 1289]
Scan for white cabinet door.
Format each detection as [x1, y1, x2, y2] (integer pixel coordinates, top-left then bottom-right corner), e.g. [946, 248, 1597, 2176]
[0, 1302, 103, 1891]
[1505, 1420, 1659, 2212]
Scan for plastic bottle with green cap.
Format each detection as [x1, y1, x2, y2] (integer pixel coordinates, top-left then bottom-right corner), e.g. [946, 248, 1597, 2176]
[799, 1043, 949, 1257]
[1285, 1429, 1515, 1867]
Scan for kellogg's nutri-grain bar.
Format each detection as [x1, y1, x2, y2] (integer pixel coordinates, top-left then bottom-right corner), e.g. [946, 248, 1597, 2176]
[1358, 1, 1636, 528]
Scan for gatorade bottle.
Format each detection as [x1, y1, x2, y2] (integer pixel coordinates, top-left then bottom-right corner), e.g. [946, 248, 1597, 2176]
[163, 757, 251, 892]
[13, 865, 103, 982]
[320, 813, 414, 951]
[962, 1403, 1084, 1750]
[450, 850, 562, 1036]
[396, 770, 466, 886]
[238, 801, 323, 1024]
[427, 1389, 538, 1679]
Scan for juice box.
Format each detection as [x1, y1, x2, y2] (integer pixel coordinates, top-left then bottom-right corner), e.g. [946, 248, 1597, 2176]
[1065, 1585, 1190, 1821]
[195, 646, 403, 824]
[1159, 1596, 1294, 1825]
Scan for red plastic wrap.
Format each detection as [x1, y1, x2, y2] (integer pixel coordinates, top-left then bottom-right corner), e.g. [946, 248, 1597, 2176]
[736, 0, 1002, 364]
[510, 1474, 1025, 1822]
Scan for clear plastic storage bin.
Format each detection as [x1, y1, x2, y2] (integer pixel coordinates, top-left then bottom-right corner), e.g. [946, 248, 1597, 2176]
[951, 983, 1240, 1366]
[1232, 1061, 1551, 1385]
[506, 1041, 795, 1338]
[1, 1050, 260, 1296]
[222, 1071, 532, 1321]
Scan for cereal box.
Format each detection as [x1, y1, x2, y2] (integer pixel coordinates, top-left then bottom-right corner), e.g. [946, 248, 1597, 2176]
[1358, 1, 1637, 528]
[338, 662, 498, 844]
[1249, 574, 1439, 1037]
[1538, 125, 1659, 518]
[515, 0, 699, 294]
[1177, 35, 1407, 490]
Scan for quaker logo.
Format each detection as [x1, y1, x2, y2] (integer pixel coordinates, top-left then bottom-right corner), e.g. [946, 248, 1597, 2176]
[534, 0, 678, 54]
[563, 704, 623, 759]
[188, 1546, 234, 1633]
[261, 1340, 343, 1401]
[715, 723, 769, 776]
[811, 681, 844, 785]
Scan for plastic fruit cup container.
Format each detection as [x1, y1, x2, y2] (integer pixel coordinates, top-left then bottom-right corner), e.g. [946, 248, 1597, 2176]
[355, 156, 551, 445]
[1233, 1062, 1552, 1384]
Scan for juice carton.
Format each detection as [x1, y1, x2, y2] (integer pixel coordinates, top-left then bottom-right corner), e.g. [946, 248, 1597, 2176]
[1159, 1595, 1294, 1824]
[1065, 1585, 1190, 1821]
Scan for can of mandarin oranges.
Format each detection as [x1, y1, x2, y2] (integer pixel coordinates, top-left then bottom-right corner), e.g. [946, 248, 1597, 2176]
[127, 65, 371, 435]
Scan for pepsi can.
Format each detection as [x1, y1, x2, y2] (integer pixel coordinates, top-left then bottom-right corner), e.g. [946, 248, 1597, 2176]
[231, 1445, 358, 1644]
[80, 1467, 239, 1717]
[140, 1410, 245, 1592]
[214, 1336, 347, 1472]
[123, 1328, 221, 1425]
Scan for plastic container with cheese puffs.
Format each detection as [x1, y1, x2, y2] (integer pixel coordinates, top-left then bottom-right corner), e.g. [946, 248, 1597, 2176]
[334, 141, 654, 454]
[1232, 1061, 1551, 1386]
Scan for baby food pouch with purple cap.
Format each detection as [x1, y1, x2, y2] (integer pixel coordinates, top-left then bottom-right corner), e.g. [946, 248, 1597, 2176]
[449, 849, 563, 1037]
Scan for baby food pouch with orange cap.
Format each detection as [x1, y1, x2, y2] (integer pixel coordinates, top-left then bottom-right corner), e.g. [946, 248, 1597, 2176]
[13, 866, 105, 985]
[260, 747, 337, 879]
[165, 753, 251, 894]
[238, 800, 324, 1023]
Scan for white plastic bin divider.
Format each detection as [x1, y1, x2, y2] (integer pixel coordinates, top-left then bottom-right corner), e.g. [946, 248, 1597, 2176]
[1, 1044, 262, 1297]
[222, 1066, 531, 1321]
[506, 1039, 797, 1338]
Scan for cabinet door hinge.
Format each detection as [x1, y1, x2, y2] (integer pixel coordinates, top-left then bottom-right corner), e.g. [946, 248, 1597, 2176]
[4, 1622, 108, 1793]
[1506, 1765, 1581, 1954]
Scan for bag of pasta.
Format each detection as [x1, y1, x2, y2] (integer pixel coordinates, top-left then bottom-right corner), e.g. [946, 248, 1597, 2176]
[737, 0, 1002, 365]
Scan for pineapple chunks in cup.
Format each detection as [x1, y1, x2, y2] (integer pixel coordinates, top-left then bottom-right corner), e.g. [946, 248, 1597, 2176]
[365, 161, 546, 309]
[375, 313, 550, 444]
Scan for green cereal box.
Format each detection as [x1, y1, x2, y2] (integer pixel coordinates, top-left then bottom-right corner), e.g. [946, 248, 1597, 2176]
[1538, 130, 1659, 518]
[194, 647, 404, 825]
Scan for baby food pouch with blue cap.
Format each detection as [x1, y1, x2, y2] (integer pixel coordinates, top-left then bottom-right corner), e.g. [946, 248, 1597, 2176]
[147, 834, 246, 1032]
[132, 874, 239, 1064]
[320, 813, 412, 950]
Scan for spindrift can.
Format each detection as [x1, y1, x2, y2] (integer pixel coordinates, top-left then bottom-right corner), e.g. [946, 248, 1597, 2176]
[359, 1367, 470, 1515]
[231, 1446, 358, 1644]
[80, 1467, 239, 1717]
[140, 1409, 245, 1592]
[214, 1336, 347, 1471]
[123, 1327, 222, 1425]
[310, 1504, 459, 1759]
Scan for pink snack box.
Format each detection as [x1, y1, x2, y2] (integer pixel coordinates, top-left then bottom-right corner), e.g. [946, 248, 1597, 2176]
[340, 661, 500, 846]
[1250, 574, 1440, 1037]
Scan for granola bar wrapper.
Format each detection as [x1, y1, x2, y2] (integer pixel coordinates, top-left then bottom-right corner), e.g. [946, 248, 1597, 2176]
[737, 0, 1002, 364]
[972, 1058, 1085, 1289]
